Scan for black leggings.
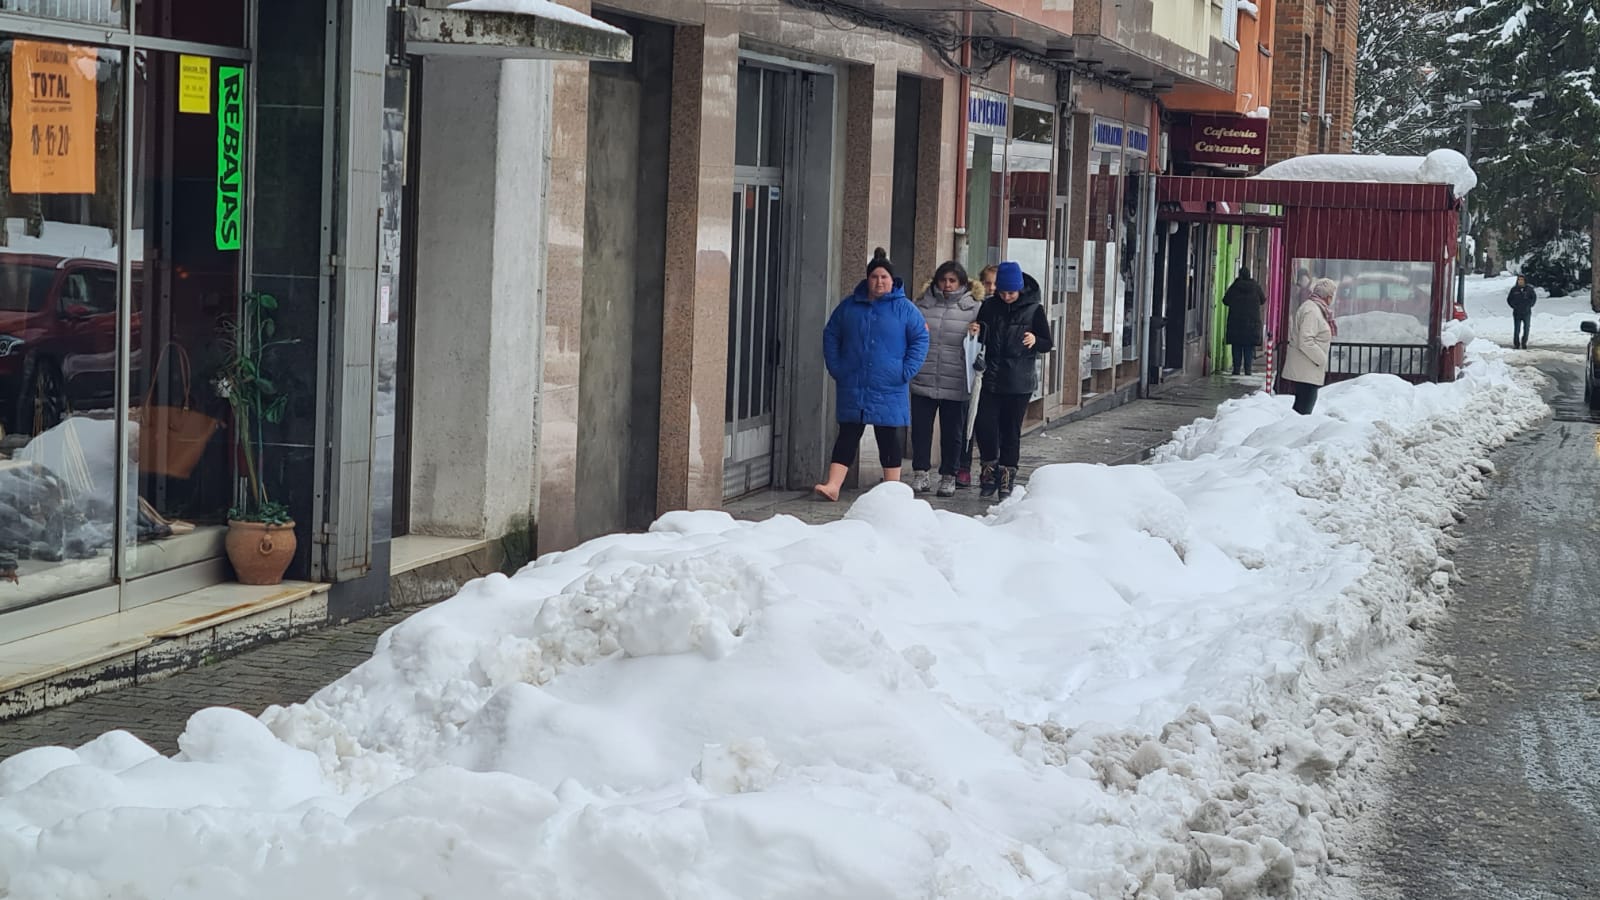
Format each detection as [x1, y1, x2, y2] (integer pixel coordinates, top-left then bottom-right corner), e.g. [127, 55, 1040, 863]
[974, 392, 1031, 467]
[910, 395, 966, 475]
[831, 422, 904, 469]
[1290, 380, 1319, 415]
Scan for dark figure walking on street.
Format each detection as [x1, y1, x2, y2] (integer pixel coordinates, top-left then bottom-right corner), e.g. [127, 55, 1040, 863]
[1507, 275, 1536, 349]
[1222, 267, 1267, 376]
[974, 261, 1052, 500]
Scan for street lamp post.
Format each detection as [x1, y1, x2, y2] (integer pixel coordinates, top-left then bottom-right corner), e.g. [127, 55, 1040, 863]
[1456, 100, 1481, 310]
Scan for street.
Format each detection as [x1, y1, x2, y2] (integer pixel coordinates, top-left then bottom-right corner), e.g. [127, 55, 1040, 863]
[1362, 355, 1600, 899]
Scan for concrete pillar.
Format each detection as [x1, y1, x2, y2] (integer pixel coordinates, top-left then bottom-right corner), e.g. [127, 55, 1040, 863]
[913, 77, 951, 283]
[656, 16, 739, 515]
[535, 0, 595, 552]
[838, 61, 900, 294]
[409, 59, 551, 540]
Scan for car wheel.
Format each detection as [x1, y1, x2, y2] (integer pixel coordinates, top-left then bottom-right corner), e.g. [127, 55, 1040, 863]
[14, 356, 66, 436]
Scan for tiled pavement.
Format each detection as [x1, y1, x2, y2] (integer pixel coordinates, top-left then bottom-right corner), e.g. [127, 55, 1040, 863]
[726, 374, 1255, 524]
[0, 374, 1254, 760]
[0, 608, 414, 758]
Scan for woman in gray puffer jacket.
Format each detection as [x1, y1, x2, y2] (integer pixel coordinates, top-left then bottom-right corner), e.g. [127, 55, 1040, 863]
[909, 260, 982, 496]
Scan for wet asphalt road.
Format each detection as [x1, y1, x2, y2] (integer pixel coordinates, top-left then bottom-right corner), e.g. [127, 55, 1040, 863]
[1362, 357, 1600, 900]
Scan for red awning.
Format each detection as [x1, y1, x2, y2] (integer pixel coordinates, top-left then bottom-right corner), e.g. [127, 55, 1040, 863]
[1158, 176, 1457, 211]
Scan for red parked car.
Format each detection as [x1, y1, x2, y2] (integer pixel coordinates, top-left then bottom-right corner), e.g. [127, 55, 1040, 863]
[0, 254, 141, 436]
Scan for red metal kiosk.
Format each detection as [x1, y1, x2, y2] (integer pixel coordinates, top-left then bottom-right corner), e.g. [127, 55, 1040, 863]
[1156, 175, 1465, 388]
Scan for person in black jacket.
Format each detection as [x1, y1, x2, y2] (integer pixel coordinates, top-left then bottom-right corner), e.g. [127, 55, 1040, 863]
[1506, 275, 1536, 349]
[973, 261, 1052, 500]
[1222, 268, 1267, 376]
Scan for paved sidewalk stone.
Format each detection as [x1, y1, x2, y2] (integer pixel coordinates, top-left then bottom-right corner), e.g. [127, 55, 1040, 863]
[0, 608, 414, 758]
[726, 374, 1253, 524]
[0, 375, 1252, 760]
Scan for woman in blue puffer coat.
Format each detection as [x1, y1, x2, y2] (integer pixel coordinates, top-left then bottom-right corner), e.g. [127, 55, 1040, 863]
[814, 248, 930, 501]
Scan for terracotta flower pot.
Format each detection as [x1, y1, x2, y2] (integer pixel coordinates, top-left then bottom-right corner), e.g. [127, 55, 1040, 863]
[225, 519, 297, 585]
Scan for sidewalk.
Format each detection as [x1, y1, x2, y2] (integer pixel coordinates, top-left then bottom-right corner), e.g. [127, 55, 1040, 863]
[727, 374, 1254, 523]
[0, 375, 1254, 759]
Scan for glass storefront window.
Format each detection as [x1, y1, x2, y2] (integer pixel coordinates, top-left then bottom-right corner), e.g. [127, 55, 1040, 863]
[0, 38, 124, 611]
[1292, 257, 1435, 376]
[1291, 258, 1434, 344]
[0, 0, 123, 27]
[1005, 104, 1052, 285]
[124, 48, 241, 580]
[136, 0, 246, 48]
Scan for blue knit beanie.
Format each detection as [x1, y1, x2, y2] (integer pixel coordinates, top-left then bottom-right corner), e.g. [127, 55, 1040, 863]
[995, 261, 1024, 293]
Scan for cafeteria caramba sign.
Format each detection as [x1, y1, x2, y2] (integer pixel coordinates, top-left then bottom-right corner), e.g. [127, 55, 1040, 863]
[1176, 114, 1268, 167]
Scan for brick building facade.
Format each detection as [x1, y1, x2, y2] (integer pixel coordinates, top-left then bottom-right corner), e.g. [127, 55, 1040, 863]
[1267, 0, 1360, 163]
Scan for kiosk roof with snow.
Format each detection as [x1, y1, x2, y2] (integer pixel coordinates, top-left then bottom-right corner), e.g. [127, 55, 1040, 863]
[1156, 150, 1477, 384]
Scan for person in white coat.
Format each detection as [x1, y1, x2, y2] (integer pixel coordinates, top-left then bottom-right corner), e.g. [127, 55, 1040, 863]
[1283, 277, 1337, 415]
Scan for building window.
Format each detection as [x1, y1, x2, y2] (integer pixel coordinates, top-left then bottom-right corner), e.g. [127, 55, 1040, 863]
[0, 0, 122, 27]
[1318, 50, 1331, 118]
[1223, 0, 1239, 45]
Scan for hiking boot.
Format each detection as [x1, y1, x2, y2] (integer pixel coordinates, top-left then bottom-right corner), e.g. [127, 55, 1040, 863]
[997, 465, 1016, 500]
[979, 462, 998, 498]
[936, 474, 957, 497]
[911, 470, 931, 493]
[955, 467, 972, 488]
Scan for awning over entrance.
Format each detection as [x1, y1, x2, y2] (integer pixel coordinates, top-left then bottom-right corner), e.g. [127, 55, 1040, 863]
[1157, 175, 1461, 264]
[1158, 176, 1457, 212]
[405, 3, 632, 62]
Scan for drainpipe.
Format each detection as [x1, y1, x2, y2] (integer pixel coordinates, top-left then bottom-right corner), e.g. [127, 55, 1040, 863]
[952, 13, 971, 267]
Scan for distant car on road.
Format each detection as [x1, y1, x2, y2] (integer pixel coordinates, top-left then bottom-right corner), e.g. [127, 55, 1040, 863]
[1580, 320, 1600, 409]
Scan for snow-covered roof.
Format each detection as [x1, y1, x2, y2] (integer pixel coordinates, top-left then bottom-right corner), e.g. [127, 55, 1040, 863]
[448, 0, 627, 35]
[1254, 148, 1477, 198]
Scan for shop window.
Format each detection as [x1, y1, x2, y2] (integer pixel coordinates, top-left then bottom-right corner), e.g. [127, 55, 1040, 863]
[1291, 257, 1434, 374]
[1006, 104, 1053, 282]
[137, 0, 247, 48]
[0, 39, 125, 611]
[0, 0, 122, 27]
[123, 49, 242, 581]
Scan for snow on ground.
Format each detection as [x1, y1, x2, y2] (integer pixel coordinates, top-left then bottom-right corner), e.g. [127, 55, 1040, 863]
[1463, 273, 1595, 349]
[0, 351, 1549, 900]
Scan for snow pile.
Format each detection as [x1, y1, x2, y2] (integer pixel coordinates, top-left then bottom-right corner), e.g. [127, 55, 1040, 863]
[448, 0, 627, 34]
[1461, 273, 1595, 349]
[1255, 148, 1477, 197]
[1333, 310, 1430, 344]
[0, 353, 1547, 900]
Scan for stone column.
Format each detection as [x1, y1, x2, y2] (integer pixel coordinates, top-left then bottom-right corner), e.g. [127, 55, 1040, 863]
[656, 13, 739, 514]
[838, 61, 900, 294]
[410, 59, 550, 542]
[534, 1, 595, 551]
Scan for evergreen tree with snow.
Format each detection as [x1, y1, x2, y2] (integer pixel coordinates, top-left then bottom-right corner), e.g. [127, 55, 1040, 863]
[1353, 0, 1456, 155]
[1447, 0, 1599, 298]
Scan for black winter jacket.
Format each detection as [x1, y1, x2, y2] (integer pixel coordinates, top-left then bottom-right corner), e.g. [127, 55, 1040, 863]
[977, 273, 1053, 395]
[1222, 276, 1266, 344]
[1507, 284, 1536, 314]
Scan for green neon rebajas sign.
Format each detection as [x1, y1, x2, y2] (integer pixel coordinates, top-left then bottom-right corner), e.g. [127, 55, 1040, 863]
[216, 65, 244, 251]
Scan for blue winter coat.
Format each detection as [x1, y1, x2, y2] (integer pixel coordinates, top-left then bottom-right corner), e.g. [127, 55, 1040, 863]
[823, 279, 929, 427]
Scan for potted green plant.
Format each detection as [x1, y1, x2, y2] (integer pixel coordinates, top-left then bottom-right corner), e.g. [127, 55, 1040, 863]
[215, 291, 296, 585]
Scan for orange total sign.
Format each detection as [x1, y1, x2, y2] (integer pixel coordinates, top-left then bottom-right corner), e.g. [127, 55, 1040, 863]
[10, 40, 98, 195]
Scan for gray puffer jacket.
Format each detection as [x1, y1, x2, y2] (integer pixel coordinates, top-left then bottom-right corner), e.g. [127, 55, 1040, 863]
[910, 286, 980, 401]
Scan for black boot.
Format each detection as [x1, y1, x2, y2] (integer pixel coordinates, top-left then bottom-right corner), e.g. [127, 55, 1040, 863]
[979, 461, 999, 498]
[997, 465, 1016, 500]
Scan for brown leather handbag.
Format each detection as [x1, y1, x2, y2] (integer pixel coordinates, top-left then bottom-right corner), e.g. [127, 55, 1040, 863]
[134, 343, 221, 479]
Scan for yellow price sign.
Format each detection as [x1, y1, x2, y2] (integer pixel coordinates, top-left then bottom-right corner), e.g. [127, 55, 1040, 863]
[179, 55, 211, 114]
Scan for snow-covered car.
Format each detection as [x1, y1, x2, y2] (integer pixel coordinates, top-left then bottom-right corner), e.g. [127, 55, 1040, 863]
[1581, 320, 1600, 409]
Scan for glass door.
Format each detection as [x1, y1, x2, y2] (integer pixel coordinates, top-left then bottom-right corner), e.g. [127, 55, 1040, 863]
[0, 38, 126, 614]
[121, 48, 241, 592]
